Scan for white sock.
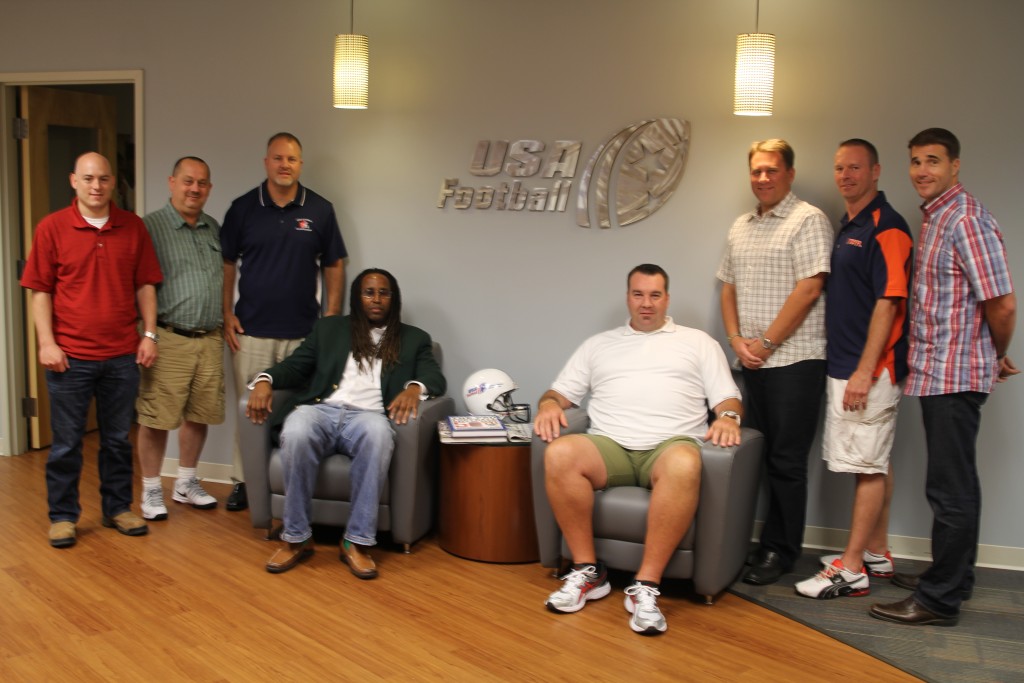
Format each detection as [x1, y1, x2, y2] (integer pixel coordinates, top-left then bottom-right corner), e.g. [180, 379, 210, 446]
[177, 467, 197, 483]
[864, 549, 888, 560]
[142, 476, 162, 491]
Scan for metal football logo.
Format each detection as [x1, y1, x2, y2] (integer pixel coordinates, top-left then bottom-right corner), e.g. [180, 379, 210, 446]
[577, 118, 690, 228]
[437, 117, 689, 229]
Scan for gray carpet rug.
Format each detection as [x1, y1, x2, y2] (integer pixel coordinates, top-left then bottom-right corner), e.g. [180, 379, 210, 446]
[728, 555, 1024, 682]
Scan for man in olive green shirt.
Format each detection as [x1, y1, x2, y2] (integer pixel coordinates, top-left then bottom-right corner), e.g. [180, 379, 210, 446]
[136, 157, 225, 521]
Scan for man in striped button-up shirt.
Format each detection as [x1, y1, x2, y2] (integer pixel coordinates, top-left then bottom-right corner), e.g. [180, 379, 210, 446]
[136, 157, 226, 522]
[871, 128, 1017, 627]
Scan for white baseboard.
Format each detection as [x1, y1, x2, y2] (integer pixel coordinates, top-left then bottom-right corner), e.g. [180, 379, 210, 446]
[146, 474, 1024, 570]
[751, 521, 1024, 571]
[159, 458, 235, 485]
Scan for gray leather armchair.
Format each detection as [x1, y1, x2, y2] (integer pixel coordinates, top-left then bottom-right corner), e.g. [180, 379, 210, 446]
[238, 354, 454, 552]
[531, 409, 764, 603]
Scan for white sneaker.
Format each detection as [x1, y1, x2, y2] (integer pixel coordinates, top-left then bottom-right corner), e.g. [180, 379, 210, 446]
[623, 582, 667, 635]
[820, 549, 894, 578]
[545, 565, 611, 613]
[796, 559, 870, 599]
[141, 486, 168, 521]
[172, 477, 217, 509]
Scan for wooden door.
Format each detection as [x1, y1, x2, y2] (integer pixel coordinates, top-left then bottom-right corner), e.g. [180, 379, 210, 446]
[20, 86, 118, 448]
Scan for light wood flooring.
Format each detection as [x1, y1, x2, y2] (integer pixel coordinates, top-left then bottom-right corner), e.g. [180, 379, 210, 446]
[0, 432, 919, 682]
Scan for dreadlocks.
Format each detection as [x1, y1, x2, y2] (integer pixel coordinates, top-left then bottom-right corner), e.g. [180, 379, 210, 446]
[350, 268, 403, 371]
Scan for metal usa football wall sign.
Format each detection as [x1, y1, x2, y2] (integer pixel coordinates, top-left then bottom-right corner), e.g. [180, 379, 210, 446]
[436, 118, 690, 229]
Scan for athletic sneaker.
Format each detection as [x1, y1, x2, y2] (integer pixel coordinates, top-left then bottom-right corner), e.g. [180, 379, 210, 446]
[172, 477, 218, 509]
[820, 549, 894, 578]
[545, 565, 611, 613]
[796, 559, 870, 599]
[623, 582, 667, 635]
[141, 486, 168, 521]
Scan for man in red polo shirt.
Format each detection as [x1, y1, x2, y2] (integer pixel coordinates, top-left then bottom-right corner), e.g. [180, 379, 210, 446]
[21, 151, 163, 549]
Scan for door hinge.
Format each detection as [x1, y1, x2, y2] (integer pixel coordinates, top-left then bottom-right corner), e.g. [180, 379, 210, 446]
[22, 396, 37, 418]
[13, 117, 28, 140]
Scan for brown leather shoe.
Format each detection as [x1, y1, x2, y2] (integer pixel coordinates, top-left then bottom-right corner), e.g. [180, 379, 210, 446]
[266, 539, 315, 574]
[892, 571, 972, 600]
[891, 571, 920, 591]
[49, 521, 77, 548]
[340, 540, 378, 580]
[102, 510, 149, 536]
[869, 595, 959, 626]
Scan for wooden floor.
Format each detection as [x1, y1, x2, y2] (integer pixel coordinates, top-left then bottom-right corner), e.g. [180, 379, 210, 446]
[0, 432, 919, 682]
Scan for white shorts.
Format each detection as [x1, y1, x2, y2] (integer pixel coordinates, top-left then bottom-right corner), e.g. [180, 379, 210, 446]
[822, 368, 903, 475]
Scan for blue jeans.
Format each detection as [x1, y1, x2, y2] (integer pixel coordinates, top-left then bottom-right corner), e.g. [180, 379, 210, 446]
[916, 392, 987, 617]
[742, 359, 826, 566]
[278, 403, 395, 546]
[46, 354, 139, 522]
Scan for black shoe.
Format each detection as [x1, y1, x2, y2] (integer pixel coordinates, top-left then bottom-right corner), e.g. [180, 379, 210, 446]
[226, 482, 248, 512]
[743, 550, 789, 585]
[892, 571, 972, 601]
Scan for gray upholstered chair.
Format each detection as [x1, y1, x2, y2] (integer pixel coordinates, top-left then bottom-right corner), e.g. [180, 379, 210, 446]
[238, 345, 454, 552]
[531, 408, 764, 603]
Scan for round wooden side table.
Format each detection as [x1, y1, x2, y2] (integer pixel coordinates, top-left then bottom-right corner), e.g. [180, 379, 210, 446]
[438, 441, 539, 563]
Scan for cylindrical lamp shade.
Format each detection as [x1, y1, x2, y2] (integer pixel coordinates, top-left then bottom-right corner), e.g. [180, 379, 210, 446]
[734, 33, 775, 116]
[333, 34, 369, 109]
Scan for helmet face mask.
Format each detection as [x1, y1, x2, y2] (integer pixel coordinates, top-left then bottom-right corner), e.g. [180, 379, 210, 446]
[487, 391, 532, 424]
[462, 368, 531, 423]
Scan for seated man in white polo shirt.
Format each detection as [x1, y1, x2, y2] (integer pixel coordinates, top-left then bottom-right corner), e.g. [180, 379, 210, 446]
[534, 263, 743, 636]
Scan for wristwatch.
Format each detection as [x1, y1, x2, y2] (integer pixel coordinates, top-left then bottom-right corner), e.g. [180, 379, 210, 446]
[143, 330, 160, 343]
[719, 410, 741, 427]
[761, 336, 779, 350]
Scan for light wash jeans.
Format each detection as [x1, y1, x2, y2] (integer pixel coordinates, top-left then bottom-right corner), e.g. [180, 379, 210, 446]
[278, 403, 394, 546]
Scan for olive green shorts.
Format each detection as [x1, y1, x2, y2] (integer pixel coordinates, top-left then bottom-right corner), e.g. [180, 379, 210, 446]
[582, 434, 701, 488]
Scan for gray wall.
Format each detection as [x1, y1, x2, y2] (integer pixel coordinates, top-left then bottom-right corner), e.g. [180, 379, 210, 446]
[2, 0, 1022, 552]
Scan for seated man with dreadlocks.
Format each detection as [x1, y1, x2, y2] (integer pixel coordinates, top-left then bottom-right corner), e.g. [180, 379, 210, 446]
[245, 268, 446, 579]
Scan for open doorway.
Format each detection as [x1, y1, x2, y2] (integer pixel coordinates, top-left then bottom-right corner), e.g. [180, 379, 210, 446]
[32, 84, 136, 210]
[0, 71, 144, 456]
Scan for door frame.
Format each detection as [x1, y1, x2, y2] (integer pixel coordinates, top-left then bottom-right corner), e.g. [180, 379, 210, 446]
[0, 70, 144, 456]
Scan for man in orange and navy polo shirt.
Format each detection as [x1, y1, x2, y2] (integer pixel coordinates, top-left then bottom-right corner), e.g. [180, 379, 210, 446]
[795, 139, 913, 600]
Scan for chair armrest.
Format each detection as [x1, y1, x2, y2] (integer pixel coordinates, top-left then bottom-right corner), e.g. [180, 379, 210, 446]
[692, 427, 765, 598]
[389, 395, 455, 547]
[237, 389, 295, 529]
[531, 408, 590, 568]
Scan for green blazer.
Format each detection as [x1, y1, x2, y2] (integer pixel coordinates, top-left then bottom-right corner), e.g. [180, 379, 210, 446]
[266, 315, 446, 434]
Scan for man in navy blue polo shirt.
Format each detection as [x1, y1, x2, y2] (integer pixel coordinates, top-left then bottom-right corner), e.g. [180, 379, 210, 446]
[221, 132, 347, 511]
[795, 139, 913, 600]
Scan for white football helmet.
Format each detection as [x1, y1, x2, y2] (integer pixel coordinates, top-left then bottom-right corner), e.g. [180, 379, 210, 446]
[462, 369, 531, 423]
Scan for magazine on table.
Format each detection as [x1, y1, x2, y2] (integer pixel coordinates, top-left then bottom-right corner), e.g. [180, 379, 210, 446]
[438, 416, 534, 444]
[437, 420, 507, 444]
[446, 415, 507, 437]
[504, 422, 533, 442]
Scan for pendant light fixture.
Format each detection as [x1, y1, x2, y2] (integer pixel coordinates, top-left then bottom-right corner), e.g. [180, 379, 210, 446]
[733, 0, 775, 116]
[333, 0, 369, 109]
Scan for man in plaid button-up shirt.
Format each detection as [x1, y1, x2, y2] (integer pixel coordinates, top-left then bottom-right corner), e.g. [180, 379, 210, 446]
[871, 128, 1017, 627]
[718, 139, 833, 586]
